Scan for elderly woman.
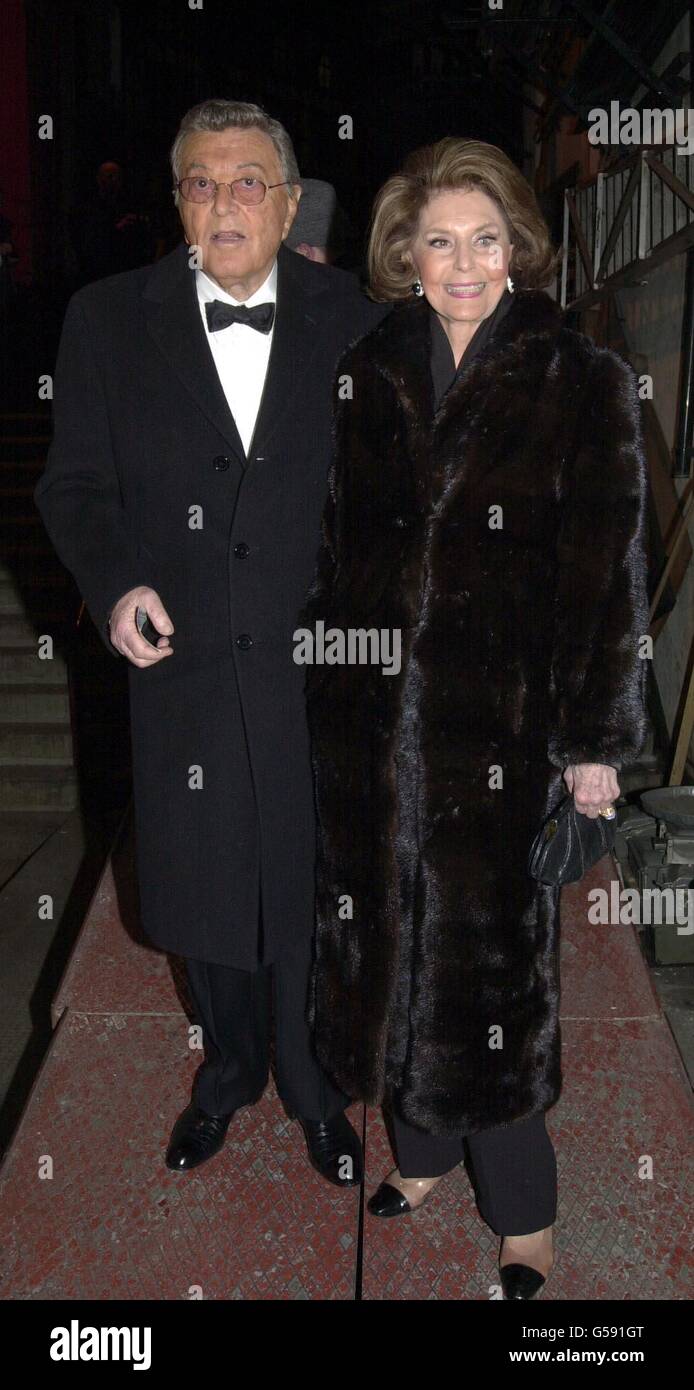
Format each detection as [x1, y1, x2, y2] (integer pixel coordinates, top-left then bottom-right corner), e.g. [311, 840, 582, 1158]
[302, 138, 650, 1299]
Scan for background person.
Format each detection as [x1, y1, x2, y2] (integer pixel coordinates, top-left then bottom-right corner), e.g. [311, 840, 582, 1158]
[284, 176, 349, 264]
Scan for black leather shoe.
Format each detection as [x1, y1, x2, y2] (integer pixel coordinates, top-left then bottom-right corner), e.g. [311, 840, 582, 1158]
[368, 1181, 420, 1217]
[500, 1263, 546, 1300]
[299, 1112, 363, 1187]
[165, 1102, 235, 1172]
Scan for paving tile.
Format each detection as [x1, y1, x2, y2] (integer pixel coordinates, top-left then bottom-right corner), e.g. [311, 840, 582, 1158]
[361, 1014, 693, 1300]
[1, 847, 691, 1301]
[0, 1012, 360, 1300]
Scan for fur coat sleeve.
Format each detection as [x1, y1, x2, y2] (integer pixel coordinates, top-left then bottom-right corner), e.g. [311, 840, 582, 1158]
[546, 347, 650, 772]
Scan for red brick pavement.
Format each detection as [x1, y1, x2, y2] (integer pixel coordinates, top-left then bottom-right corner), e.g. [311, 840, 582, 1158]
[0, 818, 691, 1300]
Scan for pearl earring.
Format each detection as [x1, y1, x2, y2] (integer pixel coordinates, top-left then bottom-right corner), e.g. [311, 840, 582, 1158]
[507, 274, 515, 293]
[412, 280, 424, 297]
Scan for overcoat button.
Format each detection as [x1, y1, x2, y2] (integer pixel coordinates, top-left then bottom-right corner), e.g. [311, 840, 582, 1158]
[234, 542, 250, 558]
[213, 455, 231, 471]
[236, 633, 253, 650]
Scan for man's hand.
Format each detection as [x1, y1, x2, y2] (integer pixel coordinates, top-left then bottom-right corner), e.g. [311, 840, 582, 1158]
[108, 586, 174, 667]
[563, 763, 620, 818]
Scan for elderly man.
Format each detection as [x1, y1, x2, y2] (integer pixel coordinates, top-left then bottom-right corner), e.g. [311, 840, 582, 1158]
[35, 100, 386, 1184]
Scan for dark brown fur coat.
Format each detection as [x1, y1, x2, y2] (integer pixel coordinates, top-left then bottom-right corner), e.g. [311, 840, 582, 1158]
[302, 289, 650, 1135]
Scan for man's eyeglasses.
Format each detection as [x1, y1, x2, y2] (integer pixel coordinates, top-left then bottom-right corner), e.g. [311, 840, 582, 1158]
[174, 176, 292, 206]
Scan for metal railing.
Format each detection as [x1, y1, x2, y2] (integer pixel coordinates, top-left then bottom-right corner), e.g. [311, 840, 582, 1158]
[561, 143, 694, 309]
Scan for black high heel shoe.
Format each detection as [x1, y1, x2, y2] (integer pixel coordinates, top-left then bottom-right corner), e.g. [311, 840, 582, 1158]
[499, 1263, 546, 1300]
[368, 1173, 440, 1217]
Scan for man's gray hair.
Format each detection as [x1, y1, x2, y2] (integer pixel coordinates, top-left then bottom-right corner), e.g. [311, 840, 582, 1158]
[170, 99, 300, 204]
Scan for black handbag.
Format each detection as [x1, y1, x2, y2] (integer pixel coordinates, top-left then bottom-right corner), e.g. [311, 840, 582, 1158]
[528, 794, 617, 886]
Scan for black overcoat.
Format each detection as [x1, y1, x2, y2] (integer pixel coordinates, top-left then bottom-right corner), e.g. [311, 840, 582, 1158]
[34, 241, 385, 968]
[302, 289, 651, 1135]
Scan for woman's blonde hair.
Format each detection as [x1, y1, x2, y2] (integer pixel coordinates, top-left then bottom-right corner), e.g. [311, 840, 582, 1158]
[367, 137, 558, 301]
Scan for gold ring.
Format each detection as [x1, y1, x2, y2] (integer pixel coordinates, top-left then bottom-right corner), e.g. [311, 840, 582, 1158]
[598, 805, 616, 819]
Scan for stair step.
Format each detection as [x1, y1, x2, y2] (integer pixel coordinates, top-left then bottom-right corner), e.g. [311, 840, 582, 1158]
[0, 615, 52, 641]
[0, 566, 69, 591]
[0, 683, 71, 719]
[0, 649, 69, 681]
[0, 809, 68, 866]
[0, 600, 69, 620]
[0, 596, 25, 617]
[0, 629, 67, 650]
[0, 615, 72, 643]
[0, 754, 76, 770]
[0, 724, 74, 758]
[0, 589, 73, 618]
[0, 715, 71, 728]
[0, 759, 78, 811]
[0, 568, 71, 590]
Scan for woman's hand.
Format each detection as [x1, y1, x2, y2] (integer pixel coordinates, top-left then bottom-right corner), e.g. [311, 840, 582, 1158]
[563, 763, 620, 818]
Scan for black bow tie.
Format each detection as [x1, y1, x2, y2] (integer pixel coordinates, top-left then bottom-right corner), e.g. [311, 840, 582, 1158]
[205, 299, 275, 334]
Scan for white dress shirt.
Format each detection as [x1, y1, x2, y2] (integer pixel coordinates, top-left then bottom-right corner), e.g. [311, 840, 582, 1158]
[196, 259, 277, 456]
